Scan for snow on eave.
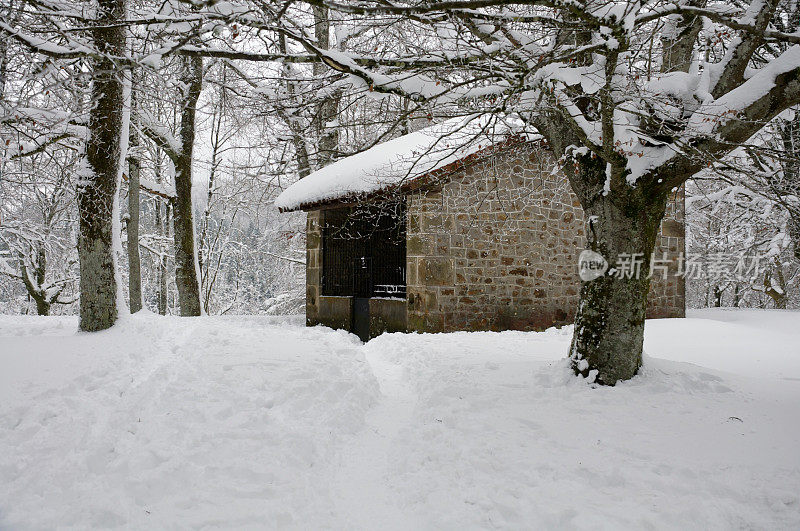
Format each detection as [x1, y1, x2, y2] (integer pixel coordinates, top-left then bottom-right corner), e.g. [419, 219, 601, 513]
[275, 115, 530, 213]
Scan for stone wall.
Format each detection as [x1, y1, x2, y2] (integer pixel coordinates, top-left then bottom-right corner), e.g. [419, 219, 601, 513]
[369, 298, 407, 336]
[647, 188, 686, 318]
[305, 211, 323, 326]
[406, 141, 685, 332]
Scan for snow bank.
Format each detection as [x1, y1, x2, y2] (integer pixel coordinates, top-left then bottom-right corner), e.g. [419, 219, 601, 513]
[1, 310, 799, 528]
[274, 115, 521, 211]
[646, 308, 800, 380]
[363, 316, 800, 529]
[0, 314, 379, 528]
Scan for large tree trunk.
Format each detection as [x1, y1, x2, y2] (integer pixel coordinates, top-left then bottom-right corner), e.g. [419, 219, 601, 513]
[172, 54, 203, 316]
[77, 0, 127, 331]
[568, 159, 669, 385]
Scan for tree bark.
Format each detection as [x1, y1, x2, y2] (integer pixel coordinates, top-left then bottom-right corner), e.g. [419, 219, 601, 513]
[34, 298, 51, 316]
[77, 0, 126, 331]
[777, 117, 800, 264]
[277, 35, 313, 178]
[172, 54, 203, 316]
[567, 158, 669, 385]
[0, 28, 6, 186]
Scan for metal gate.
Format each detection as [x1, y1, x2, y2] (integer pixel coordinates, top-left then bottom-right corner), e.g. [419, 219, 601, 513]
[321, 203, 406, 341]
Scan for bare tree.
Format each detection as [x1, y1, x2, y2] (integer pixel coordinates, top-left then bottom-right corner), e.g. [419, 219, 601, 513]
[139, 55, 204, 316]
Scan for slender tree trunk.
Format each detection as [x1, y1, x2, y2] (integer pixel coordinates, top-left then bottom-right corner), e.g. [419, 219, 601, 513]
[789, 216, 800, 263]
[35, 243, 46, 290]
[198, 139, 217, 311]
[568, 158, 668, 385]
[0, 34, 7, 103]
[713, 286, 724, 307]
[19, 247, 50, 316]
[153, 154, 168, 315]
[127, 91, 142, 312]
[172, 54, 203, 316]
[763, 258, 788, 309]
[277, 35, 313, 178]
[0, 31, 7, 185]
[77, 0, 127, 331]
[156, 200, 169, 315]
[777, 115, 800, 264]
[198, 76, 225, 309]
[312, 5, 340, 168]
[295, 136, 312, 178]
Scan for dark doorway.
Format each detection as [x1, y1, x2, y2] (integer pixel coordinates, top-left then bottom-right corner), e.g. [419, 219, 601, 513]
[352, 298, 370, 342]
[321, 202, 406, 340]
[353, 257, 372, 341]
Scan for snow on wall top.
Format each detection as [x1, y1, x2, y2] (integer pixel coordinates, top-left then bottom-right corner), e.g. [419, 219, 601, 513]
[275, 115, 522, 212]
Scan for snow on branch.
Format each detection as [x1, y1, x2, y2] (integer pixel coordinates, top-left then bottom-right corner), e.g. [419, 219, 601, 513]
[123, 173, 176, 202]
[135, 112, 182, 159]
[635, 4, 800, 45]
[691, 46, 800, 138]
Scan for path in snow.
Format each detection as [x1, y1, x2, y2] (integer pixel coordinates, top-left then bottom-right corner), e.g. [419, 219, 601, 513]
[329, 344, 421, 529]
[2, 310, 799, 529]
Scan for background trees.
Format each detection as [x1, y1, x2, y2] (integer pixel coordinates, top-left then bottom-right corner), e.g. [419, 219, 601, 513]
[0, 151, 78, 315]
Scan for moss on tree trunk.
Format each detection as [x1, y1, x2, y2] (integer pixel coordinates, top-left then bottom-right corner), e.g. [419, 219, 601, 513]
[567, 156, 669, 385]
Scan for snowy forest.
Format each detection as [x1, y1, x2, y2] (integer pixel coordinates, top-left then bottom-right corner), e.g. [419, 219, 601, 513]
[2, 0, 800, 528]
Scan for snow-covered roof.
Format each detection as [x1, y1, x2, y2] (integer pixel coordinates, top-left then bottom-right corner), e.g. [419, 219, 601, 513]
[275, 115, 524, 212]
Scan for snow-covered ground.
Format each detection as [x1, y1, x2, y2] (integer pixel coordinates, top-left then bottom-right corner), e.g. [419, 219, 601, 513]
[1, 309, 798, 529]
